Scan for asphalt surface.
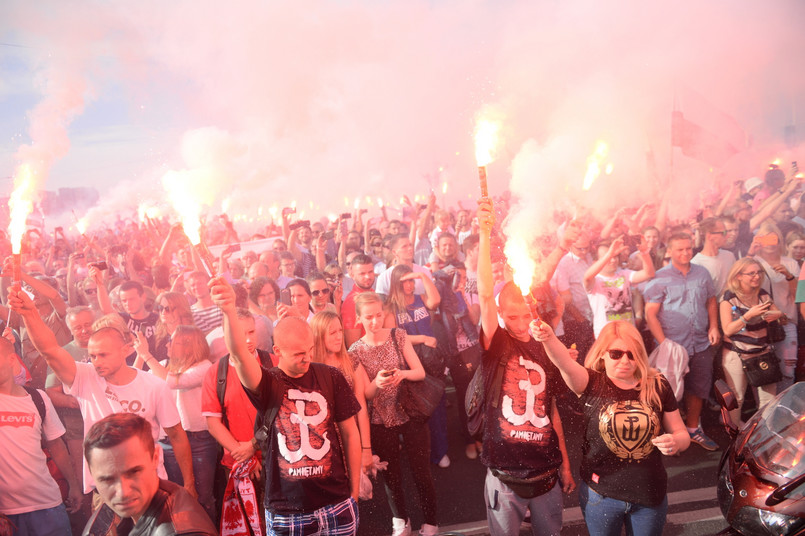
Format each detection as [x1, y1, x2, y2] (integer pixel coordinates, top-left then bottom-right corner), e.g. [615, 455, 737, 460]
[356, 384, 731, 536]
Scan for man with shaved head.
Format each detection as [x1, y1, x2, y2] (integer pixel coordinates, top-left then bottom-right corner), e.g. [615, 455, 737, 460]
[474, 198, 575, 536]
[8, 287, 196, 499]
[210, 277, 362, 535]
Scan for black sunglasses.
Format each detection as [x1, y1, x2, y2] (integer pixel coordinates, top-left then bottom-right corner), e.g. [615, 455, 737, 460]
[311, 288, 331, 297]
[607, 349, 635, 361]
[157, 305, 176, 313]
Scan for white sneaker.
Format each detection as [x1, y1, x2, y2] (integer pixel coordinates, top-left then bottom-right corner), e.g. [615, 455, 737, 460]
[419, 523, 439, 536]
[391, 517, 411, 536]
[437, 454, 450, 468]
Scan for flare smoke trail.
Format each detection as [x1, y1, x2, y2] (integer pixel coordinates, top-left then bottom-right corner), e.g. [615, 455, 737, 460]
[2, 0, 805, 235]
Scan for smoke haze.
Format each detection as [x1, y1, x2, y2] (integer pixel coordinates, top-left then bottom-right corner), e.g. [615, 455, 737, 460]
[2, 0, 805, 234]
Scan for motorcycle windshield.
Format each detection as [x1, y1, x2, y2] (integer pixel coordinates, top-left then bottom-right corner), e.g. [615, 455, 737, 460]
[742, 383, 805, 488]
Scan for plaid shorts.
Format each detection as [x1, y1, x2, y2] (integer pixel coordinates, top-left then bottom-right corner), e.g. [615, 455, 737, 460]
[265, 497, 358, 536]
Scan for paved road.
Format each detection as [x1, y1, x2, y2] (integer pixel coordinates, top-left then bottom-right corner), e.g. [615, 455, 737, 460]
[356, 385, 731, 535]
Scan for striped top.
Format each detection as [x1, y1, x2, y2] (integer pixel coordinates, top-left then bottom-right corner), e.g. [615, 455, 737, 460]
[722, 289, 771, 354]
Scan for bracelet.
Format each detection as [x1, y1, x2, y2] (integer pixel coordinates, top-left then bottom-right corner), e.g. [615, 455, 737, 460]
[786, 275, 795, 281]
[739, 316, 748, 324]
[362, 446, 372, 450]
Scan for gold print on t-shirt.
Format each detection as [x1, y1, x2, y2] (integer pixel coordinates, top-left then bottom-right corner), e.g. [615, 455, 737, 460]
[598, 400, 660, 460]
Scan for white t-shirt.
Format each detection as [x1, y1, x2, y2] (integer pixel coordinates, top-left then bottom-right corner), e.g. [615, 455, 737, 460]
[757, 256, 800, 319]
[691, 249, 736, 298]
[160, 359, 213, 432]
[375, 263, 433, 296]
[587, 269, 637, 337]
[0, 389, 65, 514]
[67, 362, 181, 492]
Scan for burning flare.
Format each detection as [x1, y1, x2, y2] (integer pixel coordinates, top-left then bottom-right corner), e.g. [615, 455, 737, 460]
[163, 170, 202, 244]
[8, 164, 36, 254]
[582, 140, 610, 191]
[474, 119, 500, 167]
[504, 234, 536, 297]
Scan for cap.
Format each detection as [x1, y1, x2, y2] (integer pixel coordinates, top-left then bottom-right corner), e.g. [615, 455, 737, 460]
[744, 177, 763, 193]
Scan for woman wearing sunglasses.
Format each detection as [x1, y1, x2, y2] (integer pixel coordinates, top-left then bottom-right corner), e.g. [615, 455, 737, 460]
[532, 320, 689, 536]
[150, 292, 194, 362]
[720, 257, 783, 425]
[307, 273, 340, 315]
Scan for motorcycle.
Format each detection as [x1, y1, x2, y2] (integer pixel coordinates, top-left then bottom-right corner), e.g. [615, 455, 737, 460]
[714, 379, 805, 535]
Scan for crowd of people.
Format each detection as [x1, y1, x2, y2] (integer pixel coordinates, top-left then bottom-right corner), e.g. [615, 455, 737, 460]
[1, 161, 805, 536]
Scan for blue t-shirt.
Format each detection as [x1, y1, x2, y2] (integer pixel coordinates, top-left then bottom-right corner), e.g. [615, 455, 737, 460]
[643, 263, 715, 354]
[395, 295, 435, 337]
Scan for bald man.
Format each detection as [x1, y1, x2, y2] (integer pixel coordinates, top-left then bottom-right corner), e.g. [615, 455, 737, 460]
[7, 287, 196, 498]
[210, 277, 362, 535]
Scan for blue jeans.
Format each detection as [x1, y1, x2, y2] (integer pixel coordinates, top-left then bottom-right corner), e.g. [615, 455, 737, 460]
[579, 481, 667, 536]
[6, 504, 72, 536]
[161, 430, 218, 524]
[428, 392, 448, 463]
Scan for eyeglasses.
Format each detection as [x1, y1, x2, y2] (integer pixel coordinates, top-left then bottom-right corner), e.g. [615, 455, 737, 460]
[371, 242, 382, 248]
[740, 271, 763, 277]
[157, 305, 176, 313]
[606, 349, 634, 361]
[311, 288, 331, 297]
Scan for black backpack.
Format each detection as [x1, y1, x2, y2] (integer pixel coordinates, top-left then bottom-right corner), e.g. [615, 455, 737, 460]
[217, 356, 335, 451]
[464, 349, 507, 441]
[215, 349, 274, 429]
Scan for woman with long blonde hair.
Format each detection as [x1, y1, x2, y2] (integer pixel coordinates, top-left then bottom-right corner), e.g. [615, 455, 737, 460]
[532, 320, 689, 536]
[720, 257, 783, 425]
[137, 325, 217, 523]
[310, 311, 373, 472]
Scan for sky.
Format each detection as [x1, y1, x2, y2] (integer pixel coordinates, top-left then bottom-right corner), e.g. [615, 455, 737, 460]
[1, 0, 805, 234]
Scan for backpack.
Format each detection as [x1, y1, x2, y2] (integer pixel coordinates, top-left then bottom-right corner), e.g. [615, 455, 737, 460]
[251, 362, 335, 452]
[464, 349, 507, 441]
[22, 386, 69, 499]
[215, 349, 275, 429]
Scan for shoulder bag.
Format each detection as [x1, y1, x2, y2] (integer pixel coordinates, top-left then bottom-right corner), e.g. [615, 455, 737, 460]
[390, 328, 444, 421]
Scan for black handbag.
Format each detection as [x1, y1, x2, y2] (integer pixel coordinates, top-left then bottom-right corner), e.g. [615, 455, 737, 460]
[389, 328, 445, 421]
[740, 349, 783, 387]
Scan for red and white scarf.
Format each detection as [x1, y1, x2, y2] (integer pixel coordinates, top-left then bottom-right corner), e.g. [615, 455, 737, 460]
[220, 456, 263, 536]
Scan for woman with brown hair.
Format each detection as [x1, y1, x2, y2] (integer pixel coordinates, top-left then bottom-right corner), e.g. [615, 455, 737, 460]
[349, 292, 436, 536]
[136, 325, 217, 523]
[310, 311, 373, 471]
[532, 320, 689, 536]
[151, 291, 194, 362]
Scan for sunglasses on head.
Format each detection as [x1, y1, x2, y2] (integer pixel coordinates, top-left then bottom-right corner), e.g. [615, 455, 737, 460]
[311, 288, 331, 297]
[607, 349, 635, 361]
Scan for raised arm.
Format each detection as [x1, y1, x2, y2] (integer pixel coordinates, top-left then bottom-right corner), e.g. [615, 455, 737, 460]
[7, 286, 77, 387]
[530, 321, 589, 395]
[583, 238, 627, 291]
[209, 277, 262, 391]
[477, 198, 498, 349]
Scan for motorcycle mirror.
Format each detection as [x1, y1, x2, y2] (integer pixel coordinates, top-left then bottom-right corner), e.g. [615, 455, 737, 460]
[714, 379, 738, 411]
[714, 380, 739, 438]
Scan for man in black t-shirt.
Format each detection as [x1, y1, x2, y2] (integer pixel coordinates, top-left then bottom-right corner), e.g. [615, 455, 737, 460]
[210, 277, 362, 535]
[98, 279, 159, 353]
[476, 198, 575, 536]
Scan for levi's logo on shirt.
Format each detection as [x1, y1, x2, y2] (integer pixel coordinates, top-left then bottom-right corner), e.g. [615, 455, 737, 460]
[0, 411, 35, 427]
